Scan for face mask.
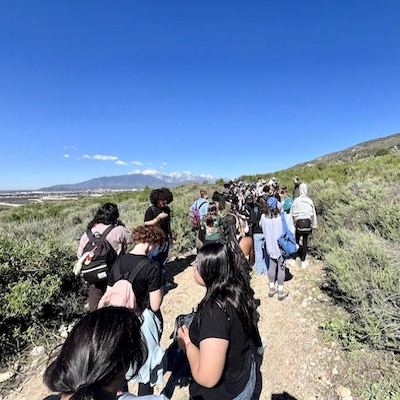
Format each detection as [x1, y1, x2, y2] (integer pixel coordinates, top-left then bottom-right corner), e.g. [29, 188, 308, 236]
[148, 246, 161, 259]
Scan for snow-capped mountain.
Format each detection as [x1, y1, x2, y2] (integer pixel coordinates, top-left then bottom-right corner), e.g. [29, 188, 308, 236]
[40, 170, 216, 191]
[129, 169, 215, 183]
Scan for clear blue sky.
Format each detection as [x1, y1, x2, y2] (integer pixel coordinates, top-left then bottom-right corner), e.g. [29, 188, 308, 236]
[1, 1, 399, 190]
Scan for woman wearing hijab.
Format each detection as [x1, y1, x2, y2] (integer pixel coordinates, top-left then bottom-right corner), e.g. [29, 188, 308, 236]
[290, 183, 317, 268]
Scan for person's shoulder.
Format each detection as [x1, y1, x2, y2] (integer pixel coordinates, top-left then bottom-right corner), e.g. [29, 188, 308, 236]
[113, 224, 132, 235]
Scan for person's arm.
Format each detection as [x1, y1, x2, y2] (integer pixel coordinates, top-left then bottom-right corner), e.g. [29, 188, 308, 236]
[178, 325, 228, 388]
[144, 208, 168, 226]
[76, 233, 88, 258]
[286, 214, 296, 235]
[148, 288, 163, 312]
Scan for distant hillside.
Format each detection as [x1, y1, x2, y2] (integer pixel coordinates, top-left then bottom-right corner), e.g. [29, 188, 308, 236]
[238, 132, 400, 185]
[39, 171, 216, 191]
[295, 132, 400, 167]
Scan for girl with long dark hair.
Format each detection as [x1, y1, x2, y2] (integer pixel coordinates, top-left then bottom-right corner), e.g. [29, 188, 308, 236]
[177, 243, 257, 400]
[43, 307, 168, 400]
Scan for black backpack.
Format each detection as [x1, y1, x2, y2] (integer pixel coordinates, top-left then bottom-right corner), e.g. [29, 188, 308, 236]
[81, 225, 117, 284]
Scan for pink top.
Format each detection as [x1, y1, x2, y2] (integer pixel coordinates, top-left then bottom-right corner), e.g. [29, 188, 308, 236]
[77, 223, 133, 258]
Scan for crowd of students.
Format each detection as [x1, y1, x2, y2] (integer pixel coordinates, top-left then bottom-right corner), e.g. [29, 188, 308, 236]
[193, 176, 318, 274]
[44, 180, 317, 400]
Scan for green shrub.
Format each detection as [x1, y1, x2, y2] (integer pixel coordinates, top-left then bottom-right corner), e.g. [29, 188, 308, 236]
[375, 148, 390, 157]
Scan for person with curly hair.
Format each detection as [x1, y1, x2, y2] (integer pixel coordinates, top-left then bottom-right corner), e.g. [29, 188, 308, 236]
[77, 203, 133, 311]
[43, 306, 169, 400]
[105, 224, 167, 397]
[144, 188, 175, 268]
[177, 243, 258, 400]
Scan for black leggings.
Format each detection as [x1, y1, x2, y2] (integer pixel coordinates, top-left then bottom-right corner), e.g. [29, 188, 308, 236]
[295, 229, 311, 262]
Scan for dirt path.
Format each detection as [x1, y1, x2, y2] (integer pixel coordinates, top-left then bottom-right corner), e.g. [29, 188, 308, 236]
[4, 255, 348, 400]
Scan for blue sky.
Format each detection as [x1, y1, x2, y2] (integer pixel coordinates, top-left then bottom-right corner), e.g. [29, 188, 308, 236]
[1, 1, 399, 190]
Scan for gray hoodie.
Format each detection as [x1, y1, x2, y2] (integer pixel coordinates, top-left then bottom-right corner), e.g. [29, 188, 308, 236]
[290, 183, 317, 228]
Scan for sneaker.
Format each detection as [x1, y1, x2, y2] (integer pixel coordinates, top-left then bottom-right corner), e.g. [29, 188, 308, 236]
[287, 258, 296, 268]
[278, 290, 289, 301]
[301, 260, 309, 269]
[268, 288, 277, 298]
[256, 337, 267, 355]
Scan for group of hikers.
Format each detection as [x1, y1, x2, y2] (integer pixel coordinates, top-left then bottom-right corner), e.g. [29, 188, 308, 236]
[43, 179, 317, 400]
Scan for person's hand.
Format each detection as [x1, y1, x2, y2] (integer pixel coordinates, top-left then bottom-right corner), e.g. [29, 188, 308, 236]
[158, 212, 168, 220]
[177, 325, 190, 351]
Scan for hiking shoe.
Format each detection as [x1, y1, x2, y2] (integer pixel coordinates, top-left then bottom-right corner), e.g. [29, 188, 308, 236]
[301, 260, 309, 269]
[287, 258, 296, 268]
[268, 288, 277, 298]
[278, 290, 289, 301]
[256, 337, 267, 355]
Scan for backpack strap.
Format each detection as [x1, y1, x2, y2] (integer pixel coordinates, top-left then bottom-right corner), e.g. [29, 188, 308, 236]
[121, 257, 152, 284]
[87, 224, 115, 241]
[195, 200, 207, 210]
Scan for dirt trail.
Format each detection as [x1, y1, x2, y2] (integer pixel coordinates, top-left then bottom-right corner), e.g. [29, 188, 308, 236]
[4, 255, 346, 400]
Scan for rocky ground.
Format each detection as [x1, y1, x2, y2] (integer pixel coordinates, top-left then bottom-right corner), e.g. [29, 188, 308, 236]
[3, 254, 358, 400]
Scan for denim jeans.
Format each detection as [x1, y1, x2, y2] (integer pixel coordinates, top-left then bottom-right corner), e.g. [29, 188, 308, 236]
[253, 233, 268, 274]
[232, 359, 256, 400]
[189, 359, 256, 400]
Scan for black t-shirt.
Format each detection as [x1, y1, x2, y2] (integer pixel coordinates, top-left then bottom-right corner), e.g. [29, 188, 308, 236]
[108, 254, 164, 312]
[249, 206, 263, 234]
[144, 205, 171, 236]
[189, 300, 252, 400]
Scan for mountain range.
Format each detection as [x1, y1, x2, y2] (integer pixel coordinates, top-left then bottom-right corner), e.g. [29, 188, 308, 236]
[40, 132, 400, 191]
[39, 170, 217, 191]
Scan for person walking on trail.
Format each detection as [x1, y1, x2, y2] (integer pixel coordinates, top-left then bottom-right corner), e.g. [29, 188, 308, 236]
[77, 203, 133, 312]
[250, 196, 269, 275]
[144, 188, 176, 268]
[189, 189, 209, 221]
[43, 306, 169, 400]
[290, 183, 317, 269]
[293, 176, 301, 199]
[177, 243, 259, 400]
[104, 224, 167, 397]
[259, 197, 295, 301]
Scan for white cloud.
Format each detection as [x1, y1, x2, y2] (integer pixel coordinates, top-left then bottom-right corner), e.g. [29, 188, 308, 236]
[63, 146, 77, 150]
[131, 161, 143, 166]
[162, 162, 167, 166]
[83, 154, 119, 161]
[63, 154, 70, 158]
[116, 160, 128, 165]
[93, 154, 118, 161]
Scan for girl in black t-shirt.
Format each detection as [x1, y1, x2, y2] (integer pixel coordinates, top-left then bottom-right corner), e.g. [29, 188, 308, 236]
[144, 188, 176, 268]
[177, 243, 258, 400]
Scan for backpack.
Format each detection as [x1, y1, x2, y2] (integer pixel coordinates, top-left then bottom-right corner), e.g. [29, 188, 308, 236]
[98, 257, 151, 310]
[80, 225, 117, 284]
[188, 200, 207, 230]
[277, 213, 298, 259]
